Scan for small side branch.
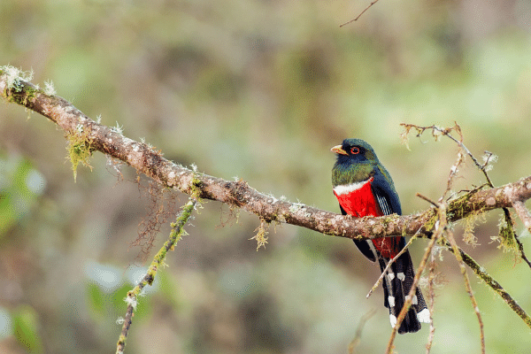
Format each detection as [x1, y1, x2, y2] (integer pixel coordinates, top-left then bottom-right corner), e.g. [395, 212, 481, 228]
[340, 0, 380, 27]
[447, 244, 531, 329]
[425, 249, 437, 354]
[445, 228, 485, 353]
[116, 198, 197, 354]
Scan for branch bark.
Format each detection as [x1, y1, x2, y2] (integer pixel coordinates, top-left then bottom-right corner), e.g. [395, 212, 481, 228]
[2, 69, 531, 242]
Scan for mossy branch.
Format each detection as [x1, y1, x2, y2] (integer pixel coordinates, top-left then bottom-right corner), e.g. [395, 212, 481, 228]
[2, 68, 531, 243]
[116, 197, 197, 354]
[447, 243, 531, 329]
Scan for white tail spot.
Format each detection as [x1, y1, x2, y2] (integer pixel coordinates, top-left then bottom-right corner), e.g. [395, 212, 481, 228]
[389, 314, 397, 328]
[397, 272, 405, 281]
[387, 272, 395, 281]
[412, 295, 418, 305]
[388, 296, 396, 307]
[417, 309, 431, 323]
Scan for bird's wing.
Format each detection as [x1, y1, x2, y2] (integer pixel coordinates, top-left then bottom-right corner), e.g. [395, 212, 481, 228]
[370, 172, 402, 216]
[372, 165, 402, 215]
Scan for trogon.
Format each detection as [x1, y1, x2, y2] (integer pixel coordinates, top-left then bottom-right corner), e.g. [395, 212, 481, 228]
[331, 138, 429, 334]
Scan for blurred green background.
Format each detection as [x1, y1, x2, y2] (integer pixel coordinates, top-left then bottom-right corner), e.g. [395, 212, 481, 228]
[1, 0, 531, 353]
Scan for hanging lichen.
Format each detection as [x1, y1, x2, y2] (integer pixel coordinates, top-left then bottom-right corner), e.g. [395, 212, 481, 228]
[492, 212, 520, 256]
[67, 125, 93, 182]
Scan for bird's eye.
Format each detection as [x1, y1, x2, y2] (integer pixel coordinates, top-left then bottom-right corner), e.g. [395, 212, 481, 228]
[351, 147, 360, 154]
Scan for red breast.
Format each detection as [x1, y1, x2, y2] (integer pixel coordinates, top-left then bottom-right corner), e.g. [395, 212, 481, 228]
[333, 177, 401, 258]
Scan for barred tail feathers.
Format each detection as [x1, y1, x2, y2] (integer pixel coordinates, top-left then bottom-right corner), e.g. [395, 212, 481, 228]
[379, 251, 429, 334]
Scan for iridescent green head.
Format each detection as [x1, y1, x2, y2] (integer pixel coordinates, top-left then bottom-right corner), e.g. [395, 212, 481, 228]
[331, 139, 388, 187]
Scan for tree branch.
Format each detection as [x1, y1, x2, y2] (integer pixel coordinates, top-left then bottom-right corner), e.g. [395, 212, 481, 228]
[2, 68, 531, 243]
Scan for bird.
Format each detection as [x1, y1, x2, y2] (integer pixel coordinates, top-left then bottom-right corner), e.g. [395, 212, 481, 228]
[331, 138, 429, 334]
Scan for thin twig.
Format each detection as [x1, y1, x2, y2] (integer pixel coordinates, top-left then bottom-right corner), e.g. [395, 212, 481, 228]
[425, 248, 438, 354]
[347, 308, 378, 354]
[445, 229, 485, 353]
[416, 193, 440, 208]
[508, 201, 531, 268]
[385, 204, 447, 354]
[340, 0, 381, 27]
[418, 125, 464, 352]
[441, 150, 465, 202]
[116, 198, 197, 354]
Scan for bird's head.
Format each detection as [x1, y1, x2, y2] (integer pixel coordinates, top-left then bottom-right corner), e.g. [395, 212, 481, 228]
[331, 138, 379, 166]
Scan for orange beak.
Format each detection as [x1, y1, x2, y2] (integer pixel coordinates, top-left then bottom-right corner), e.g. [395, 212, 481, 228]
[330, 145, 348, 155]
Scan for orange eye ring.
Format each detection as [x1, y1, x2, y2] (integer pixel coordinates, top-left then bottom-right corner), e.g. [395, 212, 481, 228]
[351, 147, 360, 154]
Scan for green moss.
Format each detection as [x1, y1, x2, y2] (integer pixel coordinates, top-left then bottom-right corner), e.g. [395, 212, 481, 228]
[494, 212, 519, 255]
[380, 215, 395, 232]
[20, 84, 39, 104]
[447, 192, 474, 221]
[189, 172, 204, 201]
[1, 65, 39, 105]
[67, 128, 93, 182]
[422, 209, 439, 232]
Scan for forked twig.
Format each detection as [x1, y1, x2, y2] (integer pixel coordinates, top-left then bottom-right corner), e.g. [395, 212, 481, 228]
[401, 122, 531, 269]
[401, 122, 494, 186]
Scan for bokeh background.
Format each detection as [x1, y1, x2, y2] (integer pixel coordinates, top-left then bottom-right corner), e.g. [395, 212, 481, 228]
[1, 0, 531, 353]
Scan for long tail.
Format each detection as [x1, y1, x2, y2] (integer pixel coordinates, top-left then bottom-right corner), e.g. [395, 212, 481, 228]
[379, 250, 430, 334]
